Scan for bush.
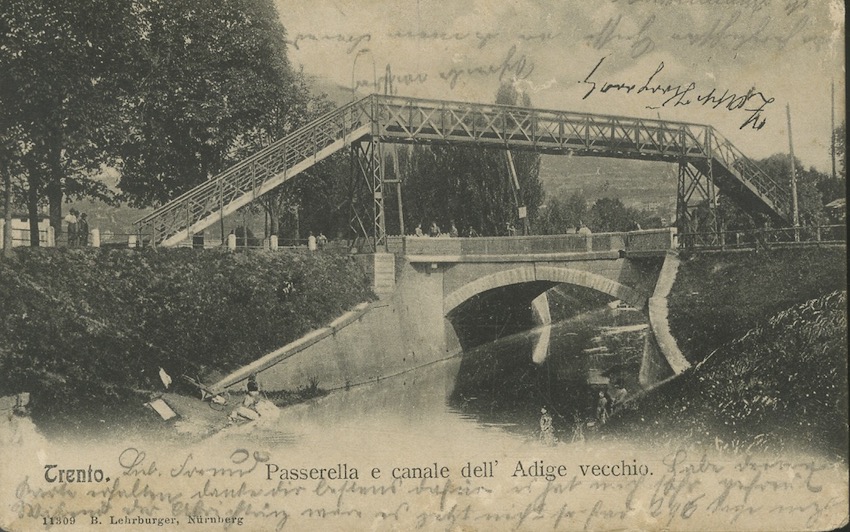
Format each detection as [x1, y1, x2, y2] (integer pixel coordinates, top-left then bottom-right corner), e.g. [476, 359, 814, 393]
[668, 248, 847, 364]
[0, 248, 374, 424]
[606, 291, 848, 459]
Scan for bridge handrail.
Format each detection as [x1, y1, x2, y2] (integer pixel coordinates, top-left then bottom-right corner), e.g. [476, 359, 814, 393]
[395, 228, 677, 256]
[709, 128, 792, 215]
[680, 224, 846, 249]
[134, 95, 374, 228]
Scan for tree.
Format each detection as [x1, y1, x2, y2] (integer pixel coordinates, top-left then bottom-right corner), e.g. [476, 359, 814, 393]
[398, 83, 544, 236]
[117, 0, 304, 208]
[0, 0, 136, 244]
[755, 154, 829, 225]
[588, 197, 633, 232]
[249, 79, 352, 241]
[537, 192, 588, 234]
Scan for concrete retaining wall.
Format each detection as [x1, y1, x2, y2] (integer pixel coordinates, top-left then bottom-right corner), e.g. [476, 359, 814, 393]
[210, 259, 459, 395]
[646, 251, 691, 375]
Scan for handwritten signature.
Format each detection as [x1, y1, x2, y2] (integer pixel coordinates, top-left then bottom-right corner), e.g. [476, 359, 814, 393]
[580, 57, 775, 130]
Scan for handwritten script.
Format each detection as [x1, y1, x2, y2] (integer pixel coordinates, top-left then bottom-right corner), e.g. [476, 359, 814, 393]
[580, 57, 775, 129]
[6, 446, 847, 531]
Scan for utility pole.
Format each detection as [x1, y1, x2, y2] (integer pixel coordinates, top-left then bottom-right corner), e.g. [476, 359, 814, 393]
[505, 151, 528, 235]
[786, 103, 800, 241]
[831, 79, 837, 180]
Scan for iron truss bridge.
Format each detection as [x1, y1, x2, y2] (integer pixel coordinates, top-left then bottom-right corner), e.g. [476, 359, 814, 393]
[134, 94, 793, 248]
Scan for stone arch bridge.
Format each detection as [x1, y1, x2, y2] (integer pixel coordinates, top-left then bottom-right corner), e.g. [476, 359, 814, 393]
[382, 227, 690, 384]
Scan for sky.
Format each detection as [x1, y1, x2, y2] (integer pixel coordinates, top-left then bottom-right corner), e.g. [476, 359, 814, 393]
[276, 0, 845, 173]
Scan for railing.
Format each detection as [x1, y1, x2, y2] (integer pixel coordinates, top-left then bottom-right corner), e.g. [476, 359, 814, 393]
[393, 229, 676, 258]
[374, 95, 711, 160]
[135, 96, 374, 246]
[708, 129, 792, 218]
[680, 225, 846, 250]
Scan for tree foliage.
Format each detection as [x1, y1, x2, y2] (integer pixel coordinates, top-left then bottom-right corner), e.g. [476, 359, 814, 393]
[0, 248, 373, 426]
[117, 0, 303, 207]
[753, 154, 832, 225]
[0, 0, 136, 242]
[537, 192, 662, 234]
[397, 84, 544, 236]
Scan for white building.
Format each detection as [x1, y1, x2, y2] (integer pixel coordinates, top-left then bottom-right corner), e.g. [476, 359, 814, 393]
[0, 214, 54, 247]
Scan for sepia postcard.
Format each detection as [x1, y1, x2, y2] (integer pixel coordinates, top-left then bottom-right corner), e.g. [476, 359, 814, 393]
[0, 0, 847, 530]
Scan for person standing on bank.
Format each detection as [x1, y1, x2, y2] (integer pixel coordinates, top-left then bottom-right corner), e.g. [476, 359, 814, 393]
[307, 231, 317, 251]
[77, 213, 89, 247]
[596, 391, 610, 424]
[539, 406, 555, 446]
[64, 209, 78, 247]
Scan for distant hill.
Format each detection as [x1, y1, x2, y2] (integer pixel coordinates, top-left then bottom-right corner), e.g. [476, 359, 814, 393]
[539, 156, 678, 219]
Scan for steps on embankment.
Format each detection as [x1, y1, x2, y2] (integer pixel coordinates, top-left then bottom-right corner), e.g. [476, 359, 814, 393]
[355, 253, 395, 298]
[207, 302, 370, 395]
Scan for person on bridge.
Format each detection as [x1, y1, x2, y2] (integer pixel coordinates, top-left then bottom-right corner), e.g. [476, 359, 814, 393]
[429, 221, 440, 237]
[506, 222, 516, 236]
[414, 224, 424, 237]
[449, 221, 459, 238]
[466, 226, 479, 238]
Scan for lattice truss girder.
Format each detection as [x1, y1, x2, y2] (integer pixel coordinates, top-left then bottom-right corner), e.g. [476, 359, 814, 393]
[374, 96, 711, 159]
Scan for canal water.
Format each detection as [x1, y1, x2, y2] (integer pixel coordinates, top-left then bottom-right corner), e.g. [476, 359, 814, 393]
[224, 302, 649, 448]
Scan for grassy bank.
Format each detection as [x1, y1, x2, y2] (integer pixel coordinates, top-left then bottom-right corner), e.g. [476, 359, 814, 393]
[669, 247, 847, 364]
[0, 248, 374, 432]
[605, 291, 848, 459]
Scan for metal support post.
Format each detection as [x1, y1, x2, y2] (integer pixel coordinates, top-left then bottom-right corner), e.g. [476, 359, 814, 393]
[353, 139, 386, 250]
[676, 161, 692, 239]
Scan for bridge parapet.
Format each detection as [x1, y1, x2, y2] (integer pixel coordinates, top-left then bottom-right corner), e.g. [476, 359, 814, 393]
[625, 228, 678, 254]
[387, 228, 676, 259]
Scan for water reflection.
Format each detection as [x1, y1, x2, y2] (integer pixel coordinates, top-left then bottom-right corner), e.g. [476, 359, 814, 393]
[254, 304, 647, 447]
[448, 308, 638, 438]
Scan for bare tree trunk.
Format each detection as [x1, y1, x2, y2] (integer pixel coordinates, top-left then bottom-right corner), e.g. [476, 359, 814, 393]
[27, 176, 40, 247]
[47, 179, 62, 242]
[47, 128, 64, 241]
[3, 162, 12, 257]
[268, 203, 280, 237]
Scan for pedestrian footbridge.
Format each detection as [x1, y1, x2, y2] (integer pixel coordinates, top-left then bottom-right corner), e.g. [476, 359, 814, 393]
[135, 94, 792, 248]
